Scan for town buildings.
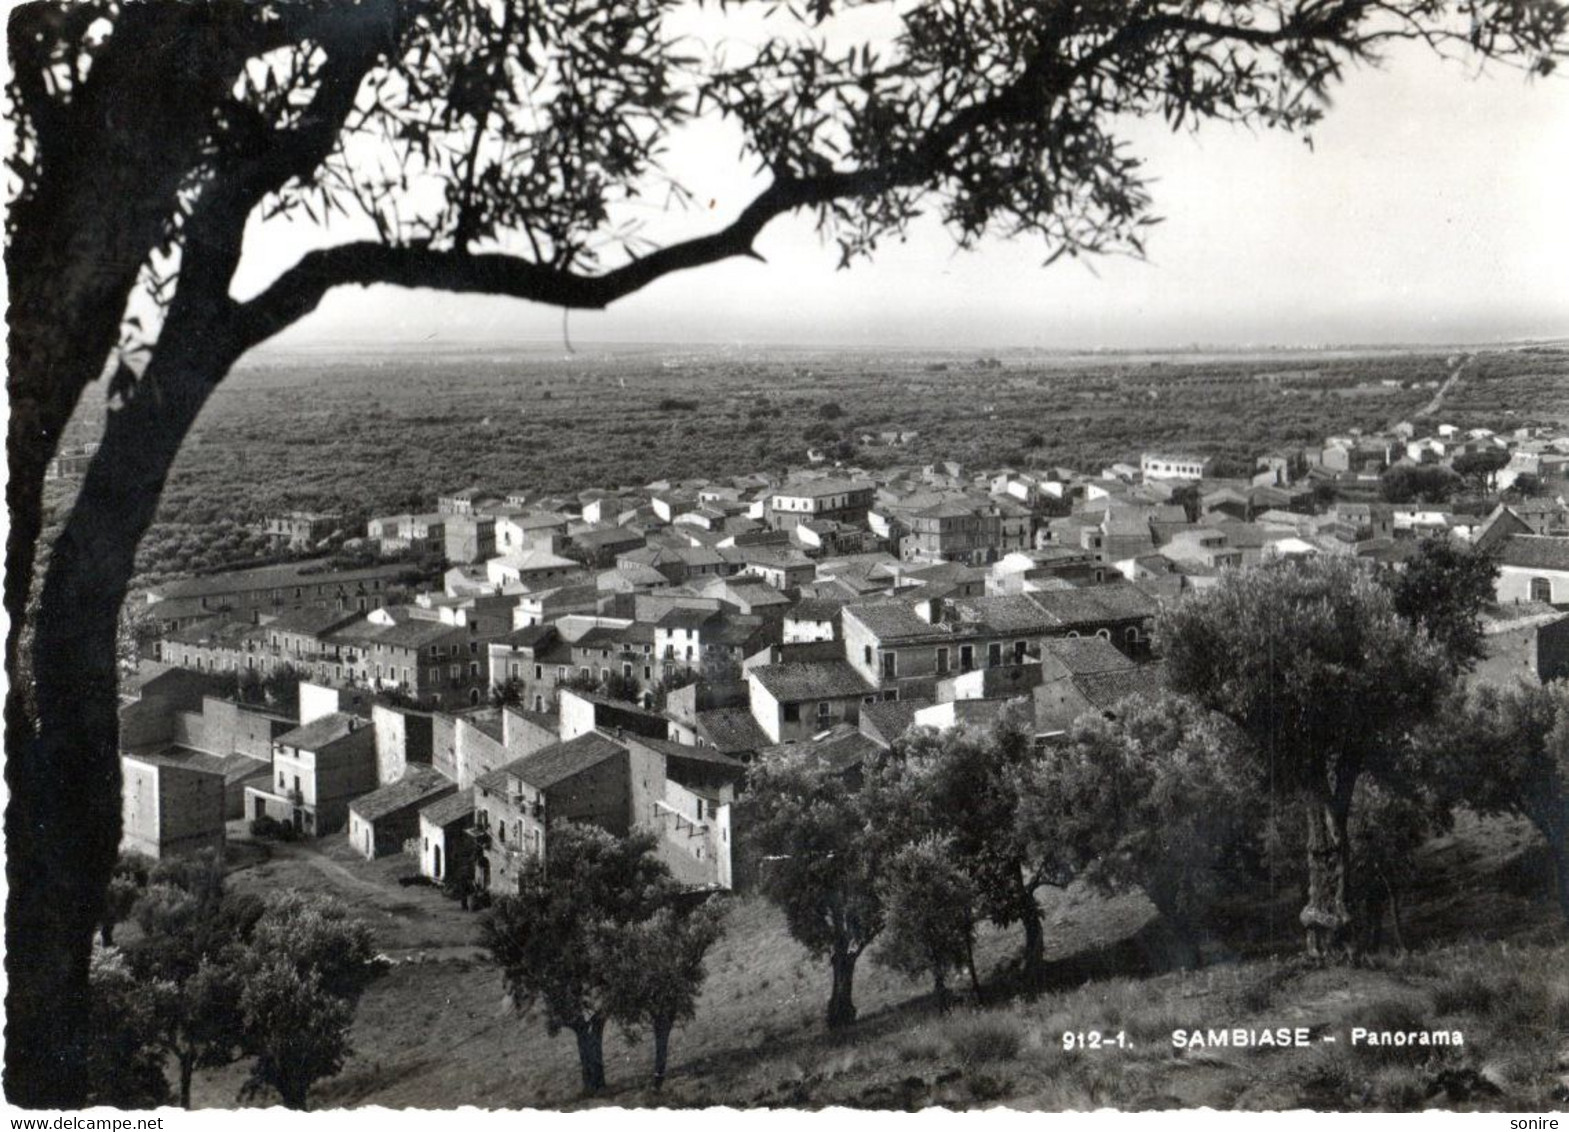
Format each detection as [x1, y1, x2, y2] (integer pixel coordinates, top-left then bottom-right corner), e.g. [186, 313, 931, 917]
[131, 407, 1569, 902]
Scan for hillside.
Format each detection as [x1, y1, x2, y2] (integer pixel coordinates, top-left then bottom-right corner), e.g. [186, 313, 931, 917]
[192, 809, 1568, 1111]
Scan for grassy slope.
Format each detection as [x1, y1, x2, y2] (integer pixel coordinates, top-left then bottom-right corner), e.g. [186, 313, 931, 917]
[193, 811, 1568, 1111]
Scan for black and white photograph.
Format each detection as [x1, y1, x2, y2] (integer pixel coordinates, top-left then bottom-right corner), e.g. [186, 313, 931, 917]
[3, 0, 1568, 1120]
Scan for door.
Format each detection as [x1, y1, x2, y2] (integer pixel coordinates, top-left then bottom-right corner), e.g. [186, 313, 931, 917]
[433, 844, 443, 880]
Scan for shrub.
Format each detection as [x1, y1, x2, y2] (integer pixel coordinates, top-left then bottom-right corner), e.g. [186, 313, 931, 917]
[249, 816, 279, 839]
[1430, 970, 1498, 1017]
[1351, 996, 1441, 1065]
[965, 1071, 1011, 1103]
[250, 815, 300, 842]
[946, 1012, 1024, 1066]
[892, 1027, 946, 1063]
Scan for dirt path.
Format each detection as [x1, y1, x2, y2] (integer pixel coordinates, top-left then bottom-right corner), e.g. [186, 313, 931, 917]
[264, 837, 394, 903]
[1410, 353, 1472, 421]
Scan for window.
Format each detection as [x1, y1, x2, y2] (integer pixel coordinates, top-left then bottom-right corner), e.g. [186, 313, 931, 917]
[987, 642, 1003, 668]
[643, 665, 652, 680]
[1014, 640, 1028, 663]
[863, 644, 873, 665]
[470, 662, 480, 677]
[959, 645, 974, 672]
[783, 703, 800, 722]
[817, 701, 831, 720]
[881, 652, 896, 679]
[1531, 576, 1553, 602]
[936, 647, 949, 675]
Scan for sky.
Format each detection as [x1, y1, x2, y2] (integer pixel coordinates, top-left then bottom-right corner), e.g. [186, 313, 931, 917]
[237, 27, 1569, 353]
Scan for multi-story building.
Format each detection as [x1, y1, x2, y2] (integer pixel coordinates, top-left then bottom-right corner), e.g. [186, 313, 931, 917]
[143, 559, 425, 632]
[767, 478, 876, 531]
[263, 511, 342, 550]
[473, 730, 738, 894]
[366, 513, 446, 555]
[243, 712, 378, 836]
[120, 753, 227, 859]
[1140, 452, 1214, 480]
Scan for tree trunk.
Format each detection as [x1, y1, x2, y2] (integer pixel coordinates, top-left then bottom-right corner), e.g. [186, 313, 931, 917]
[6, 308, 241, 1107]
[1018, 879, 1046, 987]
[1543, 820, 1569, 925]
[964, 932, 984, 1006]
[826, 947, 859, 1030]
[100, 919, 113, 948]
[573, 1018, 607, 1094]
[179, 1054, 194, 1110]
[931, 967, 950, 1013]
[1300, 794, 1352, 961]
[652, 1016, 673, 1090]
[2, 12, 271, 1104]
[1383, 871, 1407, 953]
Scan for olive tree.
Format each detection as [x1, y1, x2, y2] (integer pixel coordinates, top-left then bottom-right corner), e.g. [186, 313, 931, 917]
[1427, 680, 1569, 923]
[1160, 556, 1452, 960]
[7, 0, 1565, 1104]
[480, 825, 675, 1094]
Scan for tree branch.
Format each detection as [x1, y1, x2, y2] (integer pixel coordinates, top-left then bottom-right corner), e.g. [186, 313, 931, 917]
[229, 174, 844, 349]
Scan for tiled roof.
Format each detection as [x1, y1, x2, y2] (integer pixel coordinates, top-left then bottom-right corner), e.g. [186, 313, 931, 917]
[695, 708, 772, 755]
[750, 660, 875, 702]
[516, 732, 626, 789]
[262, 606, 362, 635]
[276, 712, 369, 751]
[761, 723, 880, 774]
[788, 599, 845, 622]
[1028, 584, 1158, 626]
[944, 595, 1059, 635]
[658, 607, 716, 630]
[844, 600, 947, 642]
[859, 699, 924, 745]
[421, 791, 476, 826]
[1499, 535, 1569, 572]
[627, 733, 746, 773]
[152, 560, 414, 601]
[774, 478, 874, 499]
[163, 616, 258, 648]
[499, 623, 557, 650]
[1074, 664, 1167, 710]
[1040, 637, 1138, 674]
[350, 766, 454, 822]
